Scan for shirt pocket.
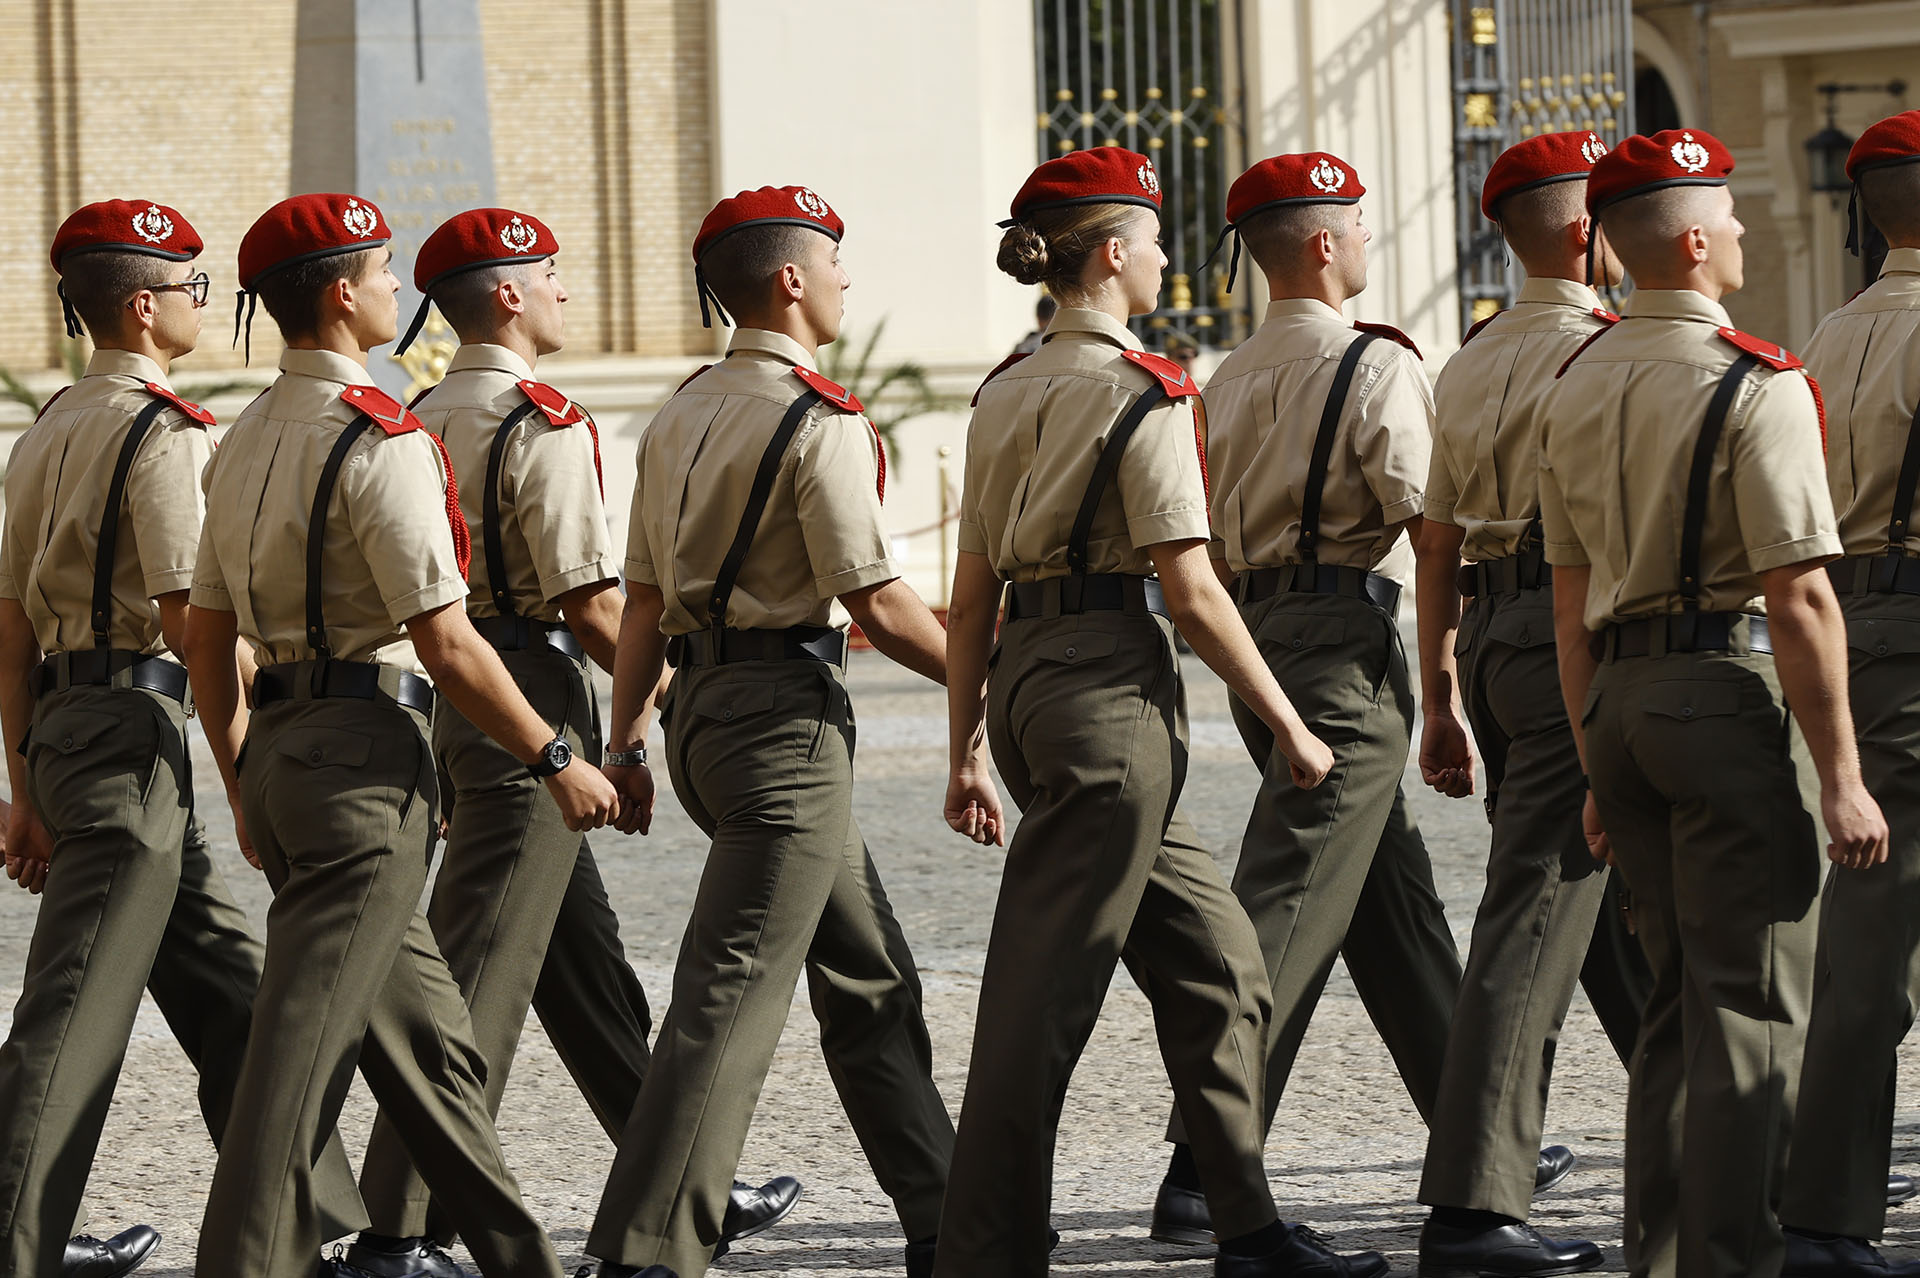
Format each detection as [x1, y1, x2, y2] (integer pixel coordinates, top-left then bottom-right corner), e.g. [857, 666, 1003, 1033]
[1640, 679, 1742, 724]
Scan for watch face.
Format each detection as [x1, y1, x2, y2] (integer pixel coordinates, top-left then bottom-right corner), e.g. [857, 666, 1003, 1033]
[545, 738, 573, 772]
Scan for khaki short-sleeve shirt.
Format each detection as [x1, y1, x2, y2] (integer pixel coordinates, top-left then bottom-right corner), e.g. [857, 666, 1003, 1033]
[1204, 298, 1432, 583]
[625, 328, 896, 635]
[190, 348, 469, 674]
[416, 343, 618, 623]
[1806, 246, 1920, 557]
[1538, 288, 1840, 631]
[1429, 278, 1612, 562]
[0, 349, 212, 656]
[959, 307, 1211, 582]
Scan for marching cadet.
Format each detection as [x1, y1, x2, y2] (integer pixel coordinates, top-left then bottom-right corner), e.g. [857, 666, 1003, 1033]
[1412, 133, 1649, 1276]
[1151, 152, 1502, 1246]
[1541, 130, 1887, 1278]
[939, 146, 1378, 1278]
[185, 192, 618, 1278]
[345, 208, 798, 1278]
[584, 184, 955, 1278]
[1777, 108, 1920, 1278]
[0, 201, 365, 1278]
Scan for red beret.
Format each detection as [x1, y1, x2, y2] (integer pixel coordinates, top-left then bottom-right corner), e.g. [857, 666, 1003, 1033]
[1481, 132, 1609, 220]
[1587, 129, 1734, 217]
[692, 186, 843, 263]
[237, 192, 391, 291]
[1225, 153, 1364, 223]
[1848, 109, 1920, 181]
[1007, 147, 1163, 225]
[51, 200, 201, 271]
[415, 208, 559, 293]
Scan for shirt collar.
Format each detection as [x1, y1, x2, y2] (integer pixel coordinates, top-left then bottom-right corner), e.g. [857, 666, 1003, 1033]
[727, 327, 818, 372]
[1881, 247, 1920, 277]
[1042, 307, 1143, 351]
[83, 349, 170, 387]
[445, 342, 535, 381]
[1516, 277, 1602, 310]
[1264, 297, 1347, 325]
[279, 347, 376, 386]
[1622, 288, 1733, 327]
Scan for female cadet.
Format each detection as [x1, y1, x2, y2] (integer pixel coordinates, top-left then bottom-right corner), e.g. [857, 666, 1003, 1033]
[935, 148, 1384, 1278]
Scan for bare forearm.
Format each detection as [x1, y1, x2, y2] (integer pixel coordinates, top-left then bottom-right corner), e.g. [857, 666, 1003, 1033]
[1552, 569, 1597, 768]
[558, 580, 625, 674]
[0, 614, 41, 804]
[414, 614, 556, 765]
[608, 586, 668, 752]
[1415, 524, 1466, 716]
[845, 578, 948, 686]
[944, 590, 997, 773]
[182, 606, 246, 794]
[1768, 585, 1861, 790]
[1154, 545, 1311, 747]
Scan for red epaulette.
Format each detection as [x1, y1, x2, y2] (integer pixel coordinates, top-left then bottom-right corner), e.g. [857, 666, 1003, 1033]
[1122, 349, 1200, 397]
[1555, 325, 1618, 378]
[793, 367, 863, 412]
[1460, 313, 1501, 345]
[673, 363, 712, 395]
[1593, 307, 1621, 323]
[1353, 320, 1421, 360]
[141, 382, 215, 426]
[516, 378, 584, 426]
[32, 386, 71, 421]
[1714, 327, 1803, 372]
[343, 384, 423, 435]
[971, 351, 1031, 406]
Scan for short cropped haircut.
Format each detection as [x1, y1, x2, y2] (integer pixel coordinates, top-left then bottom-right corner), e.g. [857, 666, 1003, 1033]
[1494, 180, 1588, 265]
[59, 251, 178, 340]
[432, 262, 530, 341]
[1862, 163, 1920, 244]
[699, 224, 823, 319]
[1238, 203, 1352, 274]
[255, 247, 379, 344]
[1596, 185, 1725, 276]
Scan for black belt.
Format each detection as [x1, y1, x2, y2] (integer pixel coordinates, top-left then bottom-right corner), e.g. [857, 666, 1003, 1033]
[1236, 564, 1401, 614]
[667, 625, 848, 669]
[253, 661, 435, 715]
[472, 615, 585, 661]
[1003, 574, 1168, 622]
[1457, 548, 1552, 597]
[1827, 553, 1920, 597]
[29, 649, 188, 704]
[1597, 613, 1771, 661]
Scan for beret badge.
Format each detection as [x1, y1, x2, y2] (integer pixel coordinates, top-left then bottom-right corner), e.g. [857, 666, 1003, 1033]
[130, 205, 175, 245]
[1137, 163, 1160, 196]
[341, 199, 380, 239]
[1309, 159, 1348, 194]
[1669, 132, 1711, 175]
[499, 216, 540, 253]
[1581, 134, 1608, 164]
[793, 188, 831, 220]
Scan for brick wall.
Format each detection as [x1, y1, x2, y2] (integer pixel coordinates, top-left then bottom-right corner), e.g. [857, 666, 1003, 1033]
[0, 0, 713, 375]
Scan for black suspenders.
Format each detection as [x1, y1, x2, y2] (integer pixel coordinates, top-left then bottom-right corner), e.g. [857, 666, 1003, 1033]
[706, 389, 824, 639]
[90, 398, 171, 649]
[482, 401, 542, 621]
[1670, 353, 1761, 649]
[1065, 383, 1171, 576]
[1298, 333, 1383, 564]
[304, 414, 376, 687]
[1886, 398, 1920, 551]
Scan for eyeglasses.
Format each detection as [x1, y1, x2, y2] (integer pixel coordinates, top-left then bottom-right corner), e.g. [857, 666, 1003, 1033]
[129, 271, 211, 309]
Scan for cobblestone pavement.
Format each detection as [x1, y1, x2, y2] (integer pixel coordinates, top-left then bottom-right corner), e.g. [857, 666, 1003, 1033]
[4, 642, 1918, 1276]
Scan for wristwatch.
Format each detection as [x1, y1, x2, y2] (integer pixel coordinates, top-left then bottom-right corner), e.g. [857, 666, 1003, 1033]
[527, 736, 573, 778]
[605, 746, 648, 767]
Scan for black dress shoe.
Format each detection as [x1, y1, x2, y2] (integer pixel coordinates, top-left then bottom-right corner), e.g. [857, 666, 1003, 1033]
[1783, 1229, 1920, 1276]
[1533, 1146, 1576, 1195]
[1215, 1225, 1389, 1277]
[344, 1234, 467, 1278]
[63, 1228, 160, 1278]
[585, 1265, 681, 1278]
[721, 1176, 802, 1244]
[1152, 1178, 1215, 1245]
[1891, 1174, 1917, 1207]
[1418, 1219, 1603, 1277]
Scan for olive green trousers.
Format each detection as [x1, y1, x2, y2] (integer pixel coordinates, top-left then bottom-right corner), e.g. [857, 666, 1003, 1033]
[358, 646, 653, 1244]
[589, 658, 953, 1278]
[1419, 588, 1652, 1219]
[0, 683, 363, 1278]
[197, 687, 559, 1278]
[1584, 643, 1820, 1278]
[1779, 592, 1920, 1242]
[937, 610, 1277, 1278]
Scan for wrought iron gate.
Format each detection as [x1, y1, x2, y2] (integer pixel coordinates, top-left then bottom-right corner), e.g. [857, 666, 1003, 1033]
[1451, 1, 1635, 334]
[1033, 0, 1251, 350]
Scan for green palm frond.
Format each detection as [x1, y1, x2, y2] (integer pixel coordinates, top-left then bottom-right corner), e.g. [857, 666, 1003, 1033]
[819, 321, 961, 464]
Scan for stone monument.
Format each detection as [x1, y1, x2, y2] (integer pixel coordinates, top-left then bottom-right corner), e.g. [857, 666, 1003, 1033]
[292, 0, 496, 396]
